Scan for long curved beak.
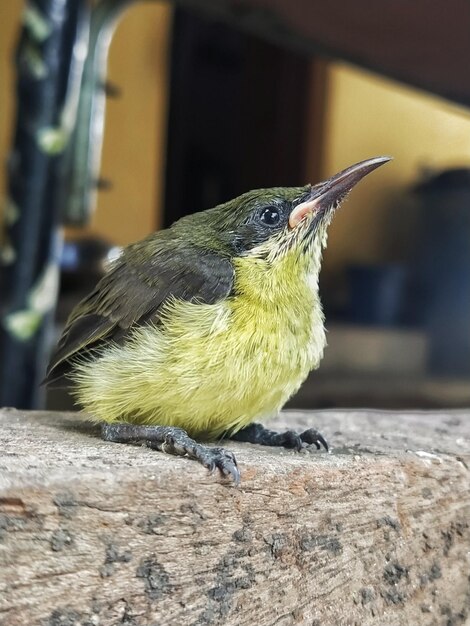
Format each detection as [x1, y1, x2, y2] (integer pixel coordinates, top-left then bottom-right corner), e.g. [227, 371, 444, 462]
[289, 156, 392, 229]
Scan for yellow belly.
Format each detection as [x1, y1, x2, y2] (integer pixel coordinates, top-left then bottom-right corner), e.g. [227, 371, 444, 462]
[72, 252, 326, 438]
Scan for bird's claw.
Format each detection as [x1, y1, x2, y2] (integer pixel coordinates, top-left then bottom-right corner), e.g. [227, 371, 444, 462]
[278, 428, 329, 452]
[229, 422, 329, 455]
[299, 428, 329, 452]
[205, 447, 240, 486]
[146, 430, 240, 484]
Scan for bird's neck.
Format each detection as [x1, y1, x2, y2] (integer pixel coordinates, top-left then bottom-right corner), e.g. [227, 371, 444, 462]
[230, 247, 326, 377]
[232, 247, 323, 309]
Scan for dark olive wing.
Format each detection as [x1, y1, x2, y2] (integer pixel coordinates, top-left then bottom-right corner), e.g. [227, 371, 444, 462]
[45, 246, 234, 386]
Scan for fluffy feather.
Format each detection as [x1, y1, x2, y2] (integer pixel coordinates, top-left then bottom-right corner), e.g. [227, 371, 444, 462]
[71, 242, 326, 438]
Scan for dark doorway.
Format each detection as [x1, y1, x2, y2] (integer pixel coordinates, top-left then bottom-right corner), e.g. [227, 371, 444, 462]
[163, 7, 323, 226]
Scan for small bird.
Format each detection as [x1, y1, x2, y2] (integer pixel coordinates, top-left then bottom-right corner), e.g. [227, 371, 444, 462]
[45, 156, 391, 484]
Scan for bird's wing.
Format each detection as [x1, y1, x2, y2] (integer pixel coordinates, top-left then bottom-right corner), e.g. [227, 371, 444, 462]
[44, 245, 234, 385]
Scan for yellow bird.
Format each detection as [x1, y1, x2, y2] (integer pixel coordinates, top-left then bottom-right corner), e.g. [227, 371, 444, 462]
[46, 156, 391, 483]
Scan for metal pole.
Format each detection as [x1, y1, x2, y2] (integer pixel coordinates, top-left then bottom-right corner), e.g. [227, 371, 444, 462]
[62, 0, 134, 226]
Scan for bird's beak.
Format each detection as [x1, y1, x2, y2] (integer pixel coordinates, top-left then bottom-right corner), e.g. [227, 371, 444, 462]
[289, 156, 392, 229]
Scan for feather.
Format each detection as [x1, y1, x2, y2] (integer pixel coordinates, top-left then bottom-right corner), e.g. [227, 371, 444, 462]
[45, 241, 234, 386]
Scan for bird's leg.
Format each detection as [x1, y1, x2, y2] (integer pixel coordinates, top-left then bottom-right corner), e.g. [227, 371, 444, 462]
[229, 422, 328, 452]
[101, 424, 240, 484]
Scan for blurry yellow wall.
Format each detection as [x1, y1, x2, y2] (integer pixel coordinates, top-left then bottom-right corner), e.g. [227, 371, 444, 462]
[320, 62, 470, 275]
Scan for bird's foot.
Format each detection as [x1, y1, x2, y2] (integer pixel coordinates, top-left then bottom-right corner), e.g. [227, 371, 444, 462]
[229, 422, 328, 452]
[101, 423, 240, 485]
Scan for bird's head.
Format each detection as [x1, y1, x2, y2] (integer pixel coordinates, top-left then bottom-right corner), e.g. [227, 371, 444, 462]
[177, 157, 391, 271]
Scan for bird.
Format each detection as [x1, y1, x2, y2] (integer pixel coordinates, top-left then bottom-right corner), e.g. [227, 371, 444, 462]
[45, 156, 391, 484]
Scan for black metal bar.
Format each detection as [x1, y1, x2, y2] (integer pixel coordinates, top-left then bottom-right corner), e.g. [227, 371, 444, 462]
[0, 0, 87, 408]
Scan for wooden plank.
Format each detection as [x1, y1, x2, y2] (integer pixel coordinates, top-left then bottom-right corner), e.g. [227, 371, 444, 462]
[1, 408, 470, 625]
[185, 0, 470, 106]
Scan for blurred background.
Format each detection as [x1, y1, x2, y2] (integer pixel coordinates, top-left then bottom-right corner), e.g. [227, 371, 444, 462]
[1, 1, 470, 411]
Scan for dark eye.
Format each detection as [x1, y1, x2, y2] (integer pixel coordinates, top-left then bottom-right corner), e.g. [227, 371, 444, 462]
[259, 206, 280, 226]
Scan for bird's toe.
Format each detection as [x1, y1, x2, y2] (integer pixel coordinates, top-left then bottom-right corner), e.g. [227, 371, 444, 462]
[279, 430, 304, 451]
[300, 428, 329, 451]
[208, 447, 240, 485]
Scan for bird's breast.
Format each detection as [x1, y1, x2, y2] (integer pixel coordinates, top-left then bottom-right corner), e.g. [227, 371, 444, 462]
[73, 252, 326, 437]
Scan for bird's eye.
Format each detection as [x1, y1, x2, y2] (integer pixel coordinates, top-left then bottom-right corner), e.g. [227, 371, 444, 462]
[259, 206, 280, 226]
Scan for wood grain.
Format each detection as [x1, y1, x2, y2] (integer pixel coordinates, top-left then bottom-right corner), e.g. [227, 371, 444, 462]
[1, 408, 470, 625]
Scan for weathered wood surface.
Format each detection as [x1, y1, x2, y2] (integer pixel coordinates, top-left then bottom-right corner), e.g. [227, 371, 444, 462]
[1, 408, 470, 626]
